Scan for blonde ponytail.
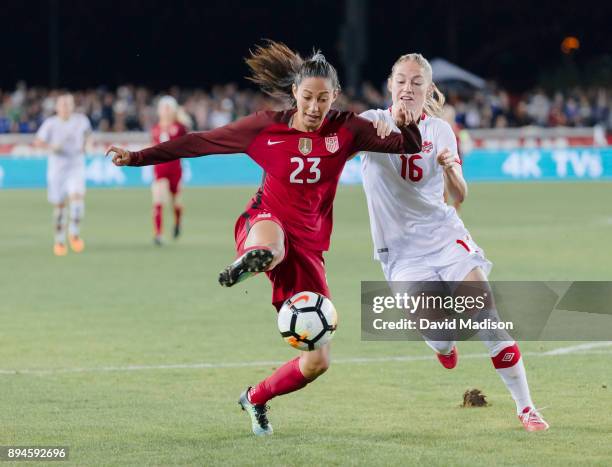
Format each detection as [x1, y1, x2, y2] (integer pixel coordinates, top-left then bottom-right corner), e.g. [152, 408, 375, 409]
[424, 83, 445, 117]
[176, 107, 193, 130]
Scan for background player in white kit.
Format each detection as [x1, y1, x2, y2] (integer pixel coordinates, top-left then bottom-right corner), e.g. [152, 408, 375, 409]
[360, 54, 549, 432]
[34, 94, 91, 256]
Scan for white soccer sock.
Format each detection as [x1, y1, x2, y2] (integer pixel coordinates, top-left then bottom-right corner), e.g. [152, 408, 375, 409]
[69, 199, 85, 237]
[424, 339, 455, 355]
[53, 206, 67, 244]
[488, 342, 534, 414]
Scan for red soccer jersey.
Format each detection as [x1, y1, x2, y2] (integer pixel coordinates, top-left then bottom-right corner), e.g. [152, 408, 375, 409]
[151, 122, 187, 177]
[130, 109, 421, 251]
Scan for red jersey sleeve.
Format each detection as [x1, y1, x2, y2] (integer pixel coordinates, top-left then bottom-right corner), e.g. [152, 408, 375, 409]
[345, 113, 422, 155]
[129, 112, 271, 166]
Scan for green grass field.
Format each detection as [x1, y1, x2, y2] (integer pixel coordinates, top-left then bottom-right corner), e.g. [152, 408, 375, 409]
[1, 183, 612, 466]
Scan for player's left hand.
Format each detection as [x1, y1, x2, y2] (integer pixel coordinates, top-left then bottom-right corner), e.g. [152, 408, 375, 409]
[371, 109, 393, 139]
[437, 148, 460, 170]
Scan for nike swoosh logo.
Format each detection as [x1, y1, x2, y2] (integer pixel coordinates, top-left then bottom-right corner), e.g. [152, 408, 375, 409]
[290, 294, 310, 307]
[267, 139, 284, 146]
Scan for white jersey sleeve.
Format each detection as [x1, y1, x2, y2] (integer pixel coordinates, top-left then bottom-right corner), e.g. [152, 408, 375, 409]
[81, 114, 92, 135]
[36, 117, 53, 144]
[435, 120, 461, 167]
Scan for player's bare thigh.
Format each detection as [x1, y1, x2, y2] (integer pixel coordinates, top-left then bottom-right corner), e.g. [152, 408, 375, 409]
[461, 266, 513, 343]
[458, 266, 497, 313]
[299, 342, 331, 380]
[244, 220, 285, 269]
[68, 192, 85, 203]
[152, 178, 170, 204]
[171, 190, 183, 208]
[463, 266, 487, 282]
[457, 266, 493, 300]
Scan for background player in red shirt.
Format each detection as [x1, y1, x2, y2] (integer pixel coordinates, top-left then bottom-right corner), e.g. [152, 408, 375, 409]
[107, 41, 421, 436]
[150, 96, 188, 245]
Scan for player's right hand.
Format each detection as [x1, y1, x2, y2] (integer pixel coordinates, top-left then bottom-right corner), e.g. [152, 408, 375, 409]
[396, 101, 418, 127]
[106, 146, 132, 166]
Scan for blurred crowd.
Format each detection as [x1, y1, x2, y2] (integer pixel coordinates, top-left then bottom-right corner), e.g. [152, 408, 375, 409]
[446, 86, 611, 130]
[1, 80, 611, 134]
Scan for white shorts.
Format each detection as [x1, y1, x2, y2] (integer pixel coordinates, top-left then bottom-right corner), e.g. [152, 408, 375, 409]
[381, 232, 492, 283]
[47, 158, 86, 204]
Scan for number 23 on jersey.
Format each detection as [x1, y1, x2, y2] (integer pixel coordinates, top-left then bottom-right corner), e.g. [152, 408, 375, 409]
[289, 157, 321, 184]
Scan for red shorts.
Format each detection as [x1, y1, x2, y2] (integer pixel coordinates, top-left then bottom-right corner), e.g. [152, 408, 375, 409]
[154, 163, 182, 195]
[234, 206, 330, 311]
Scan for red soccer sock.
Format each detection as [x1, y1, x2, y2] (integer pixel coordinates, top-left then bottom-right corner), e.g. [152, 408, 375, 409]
[153, 204, 163, 236]
[248, 357, 308, 405]
[491, 342, 521, 369]
[173, 204, 182, 227]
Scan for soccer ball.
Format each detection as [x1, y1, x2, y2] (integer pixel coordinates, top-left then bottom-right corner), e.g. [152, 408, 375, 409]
[277, 291, 337, 351]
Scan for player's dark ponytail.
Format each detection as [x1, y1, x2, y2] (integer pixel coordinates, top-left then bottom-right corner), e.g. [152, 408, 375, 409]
[246, 40, 341, 106]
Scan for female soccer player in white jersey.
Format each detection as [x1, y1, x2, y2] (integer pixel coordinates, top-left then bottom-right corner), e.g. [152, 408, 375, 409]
[34, 94, 92, 256]
[359, 54, 549, 432]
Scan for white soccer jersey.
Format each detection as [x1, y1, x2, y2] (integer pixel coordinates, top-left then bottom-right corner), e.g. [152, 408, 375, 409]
[360, 109, 469, 262]
[36, 113, 91, 203]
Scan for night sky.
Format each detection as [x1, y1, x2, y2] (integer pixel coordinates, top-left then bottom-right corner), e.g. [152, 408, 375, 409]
[3, 0, 611, 92]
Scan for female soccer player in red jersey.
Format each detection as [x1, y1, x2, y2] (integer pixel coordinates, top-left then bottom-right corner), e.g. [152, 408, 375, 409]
[150, 96, 188, 245]
[107, 41, 422, 436]
[361, 53, 548, 432]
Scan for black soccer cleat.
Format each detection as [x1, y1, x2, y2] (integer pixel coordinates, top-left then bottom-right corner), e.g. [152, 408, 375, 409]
[218, 248, 273, 287]
[173, 223, 181, 239]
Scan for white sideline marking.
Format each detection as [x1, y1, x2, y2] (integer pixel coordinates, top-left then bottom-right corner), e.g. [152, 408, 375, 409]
[539, 341, 612, 355]
[1, 343, 611, 376]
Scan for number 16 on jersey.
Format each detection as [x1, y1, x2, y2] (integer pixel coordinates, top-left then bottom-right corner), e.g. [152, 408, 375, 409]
[400, 154, 423, 182]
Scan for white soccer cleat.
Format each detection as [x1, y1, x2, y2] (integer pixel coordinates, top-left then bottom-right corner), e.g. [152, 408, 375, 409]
[238, 388, 273, 436]
[518, 407, 549, 432]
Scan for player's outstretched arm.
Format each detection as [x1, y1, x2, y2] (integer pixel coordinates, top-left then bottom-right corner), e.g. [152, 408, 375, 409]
[348, 101, 421, 155]
[107, 112, 268, 167]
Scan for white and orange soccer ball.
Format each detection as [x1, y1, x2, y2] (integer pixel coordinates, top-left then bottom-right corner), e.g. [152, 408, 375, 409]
[277, 291, 338, 351]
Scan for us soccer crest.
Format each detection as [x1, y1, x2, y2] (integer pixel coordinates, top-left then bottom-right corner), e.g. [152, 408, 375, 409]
[325, 135, 339, 153]
[298, 138, 312, 155]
